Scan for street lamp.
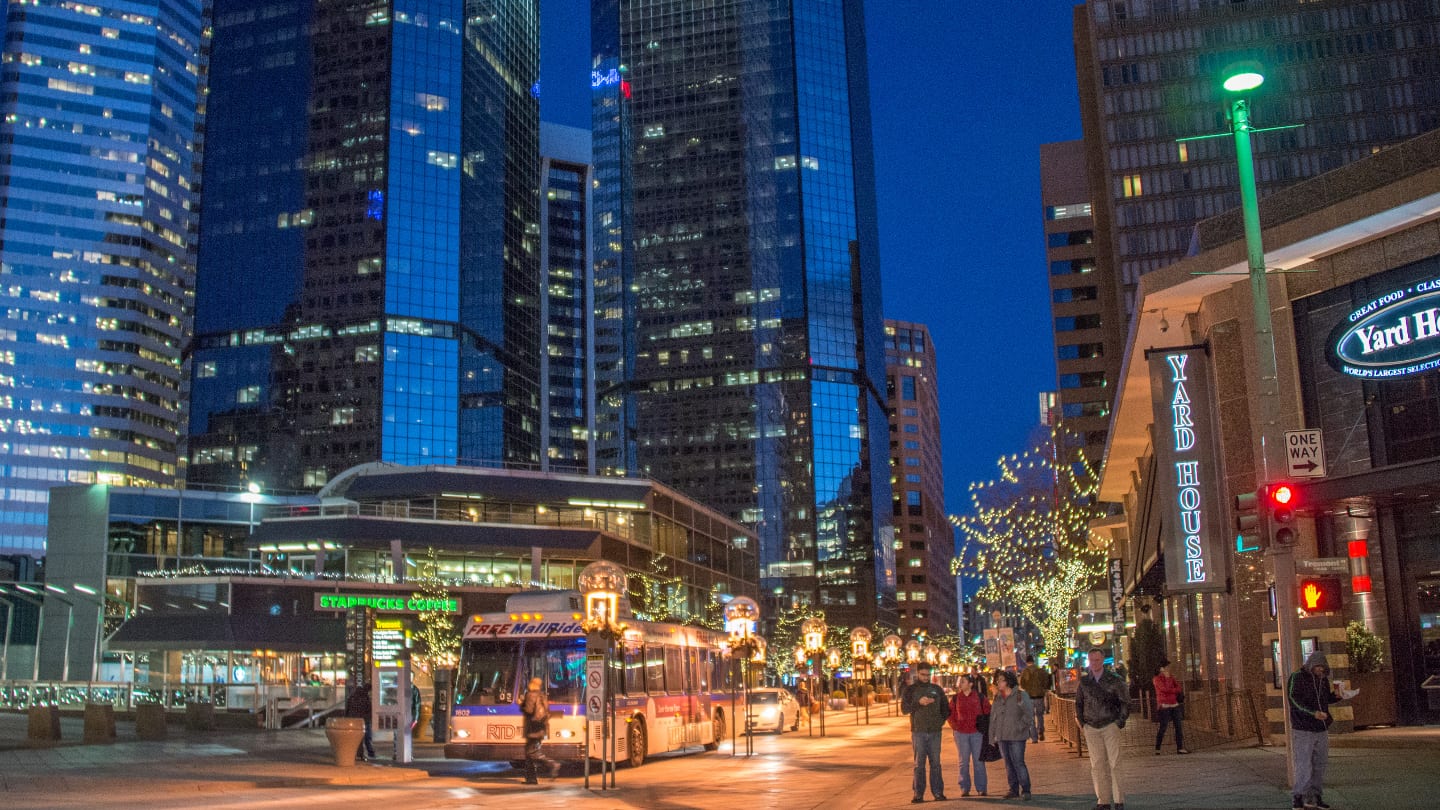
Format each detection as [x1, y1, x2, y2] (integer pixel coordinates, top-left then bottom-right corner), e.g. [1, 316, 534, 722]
[724, 596, 761, 756]
[850, 627, 872, 725]
[242, 481, 264, 535]
[1217, 58, 1302, 785]
[800, 617, 828, 737]
[578, 560, 627, 788]
[923, 643, 939, 666]
[904, 638, 921, 666]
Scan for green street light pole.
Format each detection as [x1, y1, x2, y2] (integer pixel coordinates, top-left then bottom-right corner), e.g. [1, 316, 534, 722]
[1223, 63, 1300, 784]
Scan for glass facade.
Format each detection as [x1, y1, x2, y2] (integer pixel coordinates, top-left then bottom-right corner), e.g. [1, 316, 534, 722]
[540, 123, 594, 473]
[594, 0, 891, 627]
[189, 0, 540, 491]
[0, 0, 207, 555]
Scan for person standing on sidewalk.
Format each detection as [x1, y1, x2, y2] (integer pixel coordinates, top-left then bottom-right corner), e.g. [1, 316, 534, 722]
[947, 672, 991, 797]
[519, 677, 560, 784]
[1152, 658, 1189, 755]
[344, 680, 375, 761]
[1288, 650, 1349, 810]
[1075, 647, 1129, 810]
[1018, 655, 1051, 742]
[901, 662, 949, 803]
[988, 670, 1034, 800]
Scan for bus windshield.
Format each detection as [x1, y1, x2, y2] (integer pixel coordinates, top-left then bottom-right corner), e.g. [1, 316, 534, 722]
[455, 637, 587, 706]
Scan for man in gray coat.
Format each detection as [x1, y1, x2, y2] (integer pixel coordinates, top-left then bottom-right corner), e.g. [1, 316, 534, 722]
[901, 662, 949, 803]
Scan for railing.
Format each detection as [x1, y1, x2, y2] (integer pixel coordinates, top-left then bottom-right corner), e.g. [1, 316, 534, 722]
[0, 680, 339, 715]
[1048, 687, 1264, 757]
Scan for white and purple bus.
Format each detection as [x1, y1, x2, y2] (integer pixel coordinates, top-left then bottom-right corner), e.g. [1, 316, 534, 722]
[444, 591, 739, 767]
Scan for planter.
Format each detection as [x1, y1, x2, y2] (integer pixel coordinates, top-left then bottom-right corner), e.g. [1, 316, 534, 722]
[136, 703, 168, 740]
[1348, 671, 1397, 728]
[83, 703, 117, 744]
[185, 701, 216, 731]
[829, 698, 848, 711]
[875, 691, 893, 704]
[325, 717, 367, 767]
[27, 705, 61, 745]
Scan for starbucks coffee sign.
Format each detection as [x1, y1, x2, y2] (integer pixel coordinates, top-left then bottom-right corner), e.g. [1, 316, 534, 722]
[1329, 280, 1440, 379]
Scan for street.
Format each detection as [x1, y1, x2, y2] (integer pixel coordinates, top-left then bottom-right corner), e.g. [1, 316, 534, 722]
[2, 708, 1438, 809]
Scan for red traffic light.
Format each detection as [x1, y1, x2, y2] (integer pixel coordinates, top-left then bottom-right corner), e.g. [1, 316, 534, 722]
[1270, 484, 1294, 506]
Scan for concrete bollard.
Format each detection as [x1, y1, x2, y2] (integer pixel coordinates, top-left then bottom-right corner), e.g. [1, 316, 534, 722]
[185, 701, 216, 731]
[135, 702, 168, 740]
[83, 703, 117, 744]
[27, 705, 62, 746]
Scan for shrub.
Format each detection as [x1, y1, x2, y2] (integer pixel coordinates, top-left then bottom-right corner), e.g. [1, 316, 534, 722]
[1346, 621, 1384, 674]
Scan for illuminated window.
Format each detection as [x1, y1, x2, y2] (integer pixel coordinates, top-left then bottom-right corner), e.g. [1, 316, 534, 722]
[1122, 173, 1143, 197]
[236, 385, 261, 404]
[1177, 142, 1189, 163]
[197, 361, 217, 378]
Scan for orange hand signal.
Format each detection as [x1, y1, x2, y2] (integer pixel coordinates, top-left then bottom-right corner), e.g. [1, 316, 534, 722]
[1303, 583, 1321, 610]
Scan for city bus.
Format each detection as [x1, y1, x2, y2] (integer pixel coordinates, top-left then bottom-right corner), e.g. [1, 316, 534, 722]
[444, 590, 739, 767]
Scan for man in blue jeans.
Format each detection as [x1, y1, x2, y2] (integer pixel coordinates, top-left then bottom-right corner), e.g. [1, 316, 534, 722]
[902, 662, 949, 803]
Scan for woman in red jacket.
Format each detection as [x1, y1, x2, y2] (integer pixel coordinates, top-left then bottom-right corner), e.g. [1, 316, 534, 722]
[1152, 658, 1189, 754]
[947, 673, 991, 797]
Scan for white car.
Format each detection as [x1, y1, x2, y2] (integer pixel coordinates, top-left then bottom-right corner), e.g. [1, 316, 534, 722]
[745, 687, 802, 733]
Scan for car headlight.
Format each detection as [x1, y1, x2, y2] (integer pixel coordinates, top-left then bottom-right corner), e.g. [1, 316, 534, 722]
[761, 707, 778, 721]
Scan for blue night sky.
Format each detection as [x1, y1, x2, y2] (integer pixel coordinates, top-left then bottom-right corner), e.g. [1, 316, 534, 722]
[540, 1, 1082, 526]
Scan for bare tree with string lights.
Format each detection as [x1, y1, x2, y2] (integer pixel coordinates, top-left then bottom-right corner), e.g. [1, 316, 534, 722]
[950, 424, 1108, 658]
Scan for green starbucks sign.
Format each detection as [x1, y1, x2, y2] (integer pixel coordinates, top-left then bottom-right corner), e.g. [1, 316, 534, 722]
[315, 593, 460, 614]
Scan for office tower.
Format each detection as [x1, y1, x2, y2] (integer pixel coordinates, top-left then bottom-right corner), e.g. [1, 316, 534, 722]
[0, 0, 207, 555]
[1041, 140, 1117, 465]
[592, 0, 893, 627]
[539, 123, 594, 474]
[188, 0, 541, 491]
[884, 320, 954, 637]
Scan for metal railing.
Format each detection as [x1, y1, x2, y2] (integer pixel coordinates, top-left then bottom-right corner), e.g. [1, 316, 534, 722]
[0, 680, 339, 716]
[1048, 687, 1264, 757]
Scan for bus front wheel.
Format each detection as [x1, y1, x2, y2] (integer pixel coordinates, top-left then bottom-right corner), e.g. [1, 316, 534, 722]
[704, 710, 724, 751]
[626, 720, 647, 767]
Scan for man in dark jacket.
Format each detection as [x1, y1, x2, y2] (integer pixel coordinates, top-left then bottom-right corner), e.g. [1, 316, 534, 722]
[519, 677, 560, 784]
[1074, 647, 1130, 810]
[901, 662, 949, 803]
[344, 681, 375, 760]
[1017, 655, 1052, 741]
[1288, 651, 1347, 810]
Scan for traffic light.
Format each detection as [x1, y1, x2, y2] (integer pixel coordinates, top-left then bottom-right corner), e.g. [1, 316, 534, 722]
[1234, 490, 1261, 552]
[1264, 482, 1298, 546]
[1298, 575, 1342, 612]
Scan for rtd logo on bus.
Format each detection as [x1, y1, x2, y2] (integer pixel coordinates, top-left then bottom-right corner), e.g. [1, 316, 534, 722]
[486, 725, 521, 740]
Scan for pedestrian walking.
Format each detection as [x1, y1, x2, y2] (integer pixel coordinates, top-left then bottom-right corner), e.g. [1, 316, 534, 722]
[988, 670, 1033, 800]
[1288, 650, 1354, 810]
[901, 661, 949, 803]
[1018, 655, 1051, 742]
[1075, 646, 1129, 810]
[344, 680, 376, 760]
[519, 677, 560, 784]
[1152, 659, 1189, 755]
[947, 672, 991, 797]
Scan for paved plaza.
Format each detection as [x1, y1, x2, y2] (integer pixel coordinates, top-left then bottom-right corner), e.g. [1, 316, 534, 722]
[0, 708, 1436, 809]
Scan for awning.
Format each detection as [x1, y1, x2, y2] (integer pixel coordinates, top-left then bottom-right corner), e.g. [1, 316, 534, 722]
[108, 613, 346, 652]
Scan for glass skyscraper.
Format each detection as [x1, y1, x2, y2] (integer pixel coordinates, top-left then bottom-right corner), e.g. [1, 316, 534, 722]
[188, 0, 541, 491]
[592, 0, 892, 627]
[0, 0, 207, 555]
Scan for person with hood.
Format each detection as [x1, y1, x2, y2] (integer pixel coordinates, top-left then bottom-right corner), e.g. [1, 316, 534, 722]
[519, 677, 561, 784]
[1288, 650, 1354, 810]
[344, 680, 375, 761]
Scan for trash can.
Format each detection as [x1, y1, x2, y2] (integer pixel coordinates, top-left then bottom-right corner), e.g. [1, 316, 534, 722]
[325, 717, 367, 767]
[83, 703, 117, 744]
[185, 701, 216, 731]
[136, 702, 168, 740]
[27, 705, 62, 745]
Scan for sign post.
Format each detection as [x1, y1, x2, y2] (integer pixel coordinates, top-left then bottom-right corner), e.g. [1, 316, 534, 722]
[583, 651, 606, 789]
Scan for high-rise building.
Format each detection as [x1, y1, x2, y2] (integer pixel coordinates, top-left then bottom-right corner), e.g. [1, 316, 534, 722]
[187, 0, 542, 491]
[591, 0, 892, 627]
[0, 0, 208, 555]
[884, 320, 954, 637]
[1041, 140, 1117, 464]
[1065, 0, 1440, 453]
[539, 123, 594, 474]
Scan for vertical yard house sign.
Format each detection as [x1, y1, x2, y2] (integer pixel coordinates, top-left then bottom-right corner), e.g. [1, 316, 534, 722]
[1147, 346, 1226, 593]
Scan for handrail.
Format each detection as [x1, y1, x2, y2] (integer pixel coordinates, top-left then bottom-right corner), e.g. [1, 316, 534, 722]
[0, 679, 338, 714]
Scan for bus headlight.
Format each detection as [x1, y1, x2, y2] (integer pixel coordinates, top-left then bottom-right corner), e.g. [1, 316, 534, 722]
[556, 728, 575, 738]
[454, 729, 470, 739]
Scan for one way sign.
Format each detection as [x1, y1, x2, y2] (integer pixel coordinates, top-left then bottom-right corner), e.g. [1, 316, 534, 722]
[1285, 429, 1327, 478]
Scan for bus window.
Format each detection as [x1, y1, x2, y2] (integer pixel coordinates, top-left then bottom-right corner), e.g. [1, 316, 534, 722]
[624, 641, 644, 695]
[456, 639, 521, 705]
[687, 647, 704, 692]
[644, 643, 666, 694]
[519, 639, 586, 704]
[664, 646, 684, 693]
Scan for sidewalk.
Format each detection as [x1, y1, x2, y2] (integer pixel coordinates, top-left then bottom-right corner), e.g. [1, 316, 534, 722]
[1, 707, 1436, 809]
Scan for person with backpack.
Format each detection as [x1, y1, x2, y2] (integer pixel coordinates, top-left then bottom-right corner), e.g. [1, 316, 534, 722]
[519, 677, 560, 784]
[947, 672, 991, 797]
[1017, 655, 1052, 742]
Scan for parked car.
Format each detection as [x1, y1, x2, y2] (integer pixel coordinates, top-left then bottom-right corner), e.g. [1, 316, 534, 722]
[746, 687, 801, 733]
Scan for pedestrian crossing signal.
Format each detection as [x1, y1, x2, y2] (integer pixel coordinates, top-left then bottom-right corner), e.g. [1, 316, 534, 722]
[1298, 576, 1342, 613]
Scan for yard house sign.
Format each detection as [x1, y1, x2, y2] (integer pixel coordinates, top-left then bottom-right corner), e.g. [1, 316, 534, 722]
[1328, 279, 1440, 379]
